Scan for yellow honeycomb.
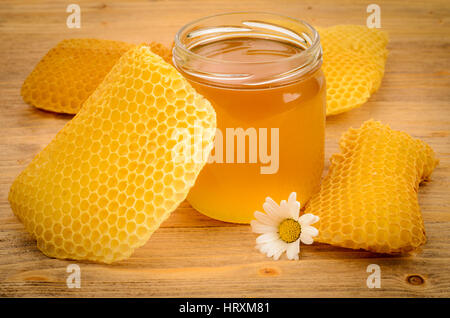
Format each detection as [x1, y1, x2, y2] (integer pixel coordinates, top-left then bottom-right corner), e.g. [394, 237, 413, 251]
[9, 45, 216, 263]
[319, 25, 388, 116]
[322, 51, 386, 116]
[305, 120, 438, 254]
[21, 39, 172, 114]
[147, 41, 173, 64]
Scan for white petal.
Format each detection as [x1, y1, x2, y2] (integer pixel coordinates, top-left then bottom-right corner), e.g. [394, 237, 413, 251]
[263, 197, 283, 219]
[259, 239, 283, 253]
[251, 220, 277, 234]
[271, 241, 288, 260]
[264, 197, 279, 211]
[266, 240, 281, 257]
[300, 232, 314, 245]
[286, 241, 300, 260]
[254, 211, 277, 226]
[273, 248, 285, 261]
[255, 243, 267, 253]
[263, 205, 283, 223]
[299, 213, 320, 226]
[279, 200, 292, 219]
[264, 240, 280, 256]
[256, 232, 279, 245]
[257, 241, 275, 254]
[287, 192, 300, 220]
[302, 225, 319, 237]
[288, 192, 297, 203]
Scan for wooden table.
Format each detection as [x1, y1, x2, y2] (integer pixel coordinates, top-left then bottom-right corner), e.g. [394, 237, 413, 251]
[0, 0, 449, 297]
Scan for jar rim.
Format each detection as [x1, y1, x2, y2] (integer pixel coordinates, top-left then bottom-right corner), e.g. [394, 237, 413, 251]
[173, 11, 321, 65]
[173, 11, 322, 88]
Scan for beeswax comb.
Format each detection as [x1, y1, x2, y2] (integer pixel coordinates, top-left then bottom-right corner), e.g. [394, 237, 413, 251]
[21, 39, 172, 114]
[10, 45, 216, 263]
[305, 120, 438, 254]
[319, 25, 388, 116]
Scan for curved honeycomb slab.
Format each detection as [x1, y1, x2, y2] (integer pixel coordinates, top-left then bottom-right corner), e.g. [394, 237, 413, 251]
[21, 39, 172, 114]
[9, 45, 216, 263]
[322, 51, 385, 116]
[319, 25, 388, 116]
[305, 120, 438, 254]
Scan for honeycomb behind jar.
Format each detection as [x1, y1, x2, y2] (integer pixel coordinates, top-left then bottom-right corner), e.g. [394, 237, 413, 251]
[21, 39, 172, 114]
[305, 120, 438, 254]
[21, 27, 387, 117]
[9, 45, 216, 263]
[318, 25, 388, 116]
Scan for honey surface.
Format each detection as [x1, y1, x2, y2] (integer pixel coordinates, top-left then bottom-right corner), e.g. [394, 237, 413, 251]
[192, 37, 304, 62]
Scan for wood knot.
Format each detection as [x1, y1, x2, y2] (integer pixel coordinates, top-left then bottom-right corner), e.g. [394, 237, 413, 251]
[258, 267, 280, 277]
[406, 274, 425, 286]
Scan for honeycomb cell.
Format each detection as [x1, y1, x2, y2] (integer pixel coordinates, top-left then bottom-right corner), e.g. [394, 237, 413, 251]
[318, 25, 389, 116]
[21, 39, 173, 114]
[304, 120, 438, 254]
[9, 45, 216, 263]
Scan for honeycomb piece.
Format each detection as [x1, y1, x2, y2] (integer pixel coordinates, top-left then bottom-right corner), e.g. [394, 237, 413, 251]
[147, 41, 173, 65]
[21, 39, 172, 114]
[305, 120, 438, 254]
[322, 51, 386, 115]
[318, 25, 388, 116]
[9, 45, 217, 263]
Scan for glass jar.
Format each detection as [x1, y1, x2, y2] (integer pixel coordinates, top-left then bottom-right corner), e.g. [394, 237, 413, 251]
[173, 12, 325, 223]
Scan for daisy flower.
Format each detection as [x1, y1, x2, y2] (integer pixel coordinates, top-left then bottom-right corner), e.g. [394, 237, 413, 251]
[250, 192, 319, 260]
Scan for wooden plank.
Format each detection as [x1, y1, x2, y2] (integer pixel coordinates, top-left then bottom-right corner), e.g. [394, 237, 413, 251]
[0, 0, 449, 297]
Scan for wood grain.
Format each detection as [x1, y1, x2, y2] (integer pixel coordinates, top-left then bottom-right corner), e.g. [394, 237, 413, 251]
[0, 0, 449, 297]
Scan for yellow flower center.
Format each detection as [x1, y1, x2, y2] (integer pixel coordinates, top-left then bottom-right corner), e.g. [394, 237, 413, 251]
[278, 218, 301, 243]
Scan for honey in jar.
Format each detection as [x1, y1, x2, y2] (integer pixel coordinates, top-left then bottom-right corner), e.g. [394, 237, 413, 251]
[173, 13, 326, 223]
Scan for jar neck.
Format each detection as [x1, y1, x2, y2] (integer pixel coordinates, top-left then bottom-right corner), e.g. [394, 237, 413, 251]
[173, 12, 322, 89]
